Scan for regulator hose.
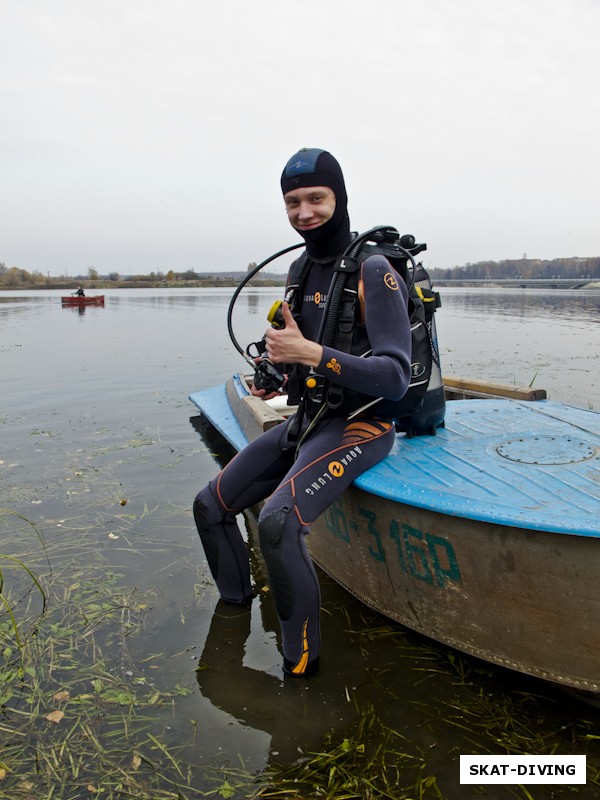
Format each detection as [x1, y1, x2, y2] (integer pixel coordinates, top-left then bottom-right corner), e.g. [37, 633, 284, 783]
[226, 242, 304, 367]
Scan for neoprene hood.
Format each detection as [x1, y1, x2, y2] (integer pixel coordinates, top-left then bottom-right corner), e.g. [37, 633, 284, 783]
[281, 148, 352, 260]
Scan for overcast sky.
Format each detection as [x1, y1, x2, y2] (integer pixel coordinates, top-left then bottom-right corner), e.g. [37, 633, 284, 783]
[2, 0, 599, 276]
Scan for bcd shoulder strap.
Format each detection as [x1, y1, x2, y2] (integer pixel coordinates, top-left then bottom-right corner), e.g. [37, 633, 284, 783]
[285, 252, 312, 314]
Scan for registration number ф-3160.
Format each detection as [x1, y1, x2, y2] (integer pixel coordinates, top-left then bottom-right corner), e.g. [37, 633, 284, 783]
[322, 499, 462, 590]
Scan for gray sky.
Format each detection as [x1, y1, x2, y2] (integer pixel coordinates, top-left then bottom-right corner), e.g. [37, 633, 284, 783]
[2, 0, 599, 276]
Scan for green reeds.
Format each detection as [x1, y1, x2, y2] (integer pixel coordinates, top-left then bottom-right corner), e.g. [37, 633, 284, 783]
[0, 509, 48, 657]
[0, 498, 253, 800]
[255, 707, 443, 800]
[0, 565, 199, 799]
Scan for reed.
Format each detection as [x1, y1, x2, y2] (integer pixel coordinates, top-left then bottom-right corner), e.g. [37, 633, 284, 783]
[0, 509, 47, 658]
[254, 706, 443, 800]
[0, 562, 197, 799]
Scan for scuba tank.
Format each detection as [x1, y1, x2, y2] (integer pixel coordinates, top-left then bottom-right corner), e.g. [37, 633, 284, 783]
[396, 263, 445, 437]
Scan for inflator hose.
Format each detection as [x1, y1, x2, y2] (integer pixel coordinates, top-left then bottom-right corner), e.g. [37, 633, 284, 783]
[226, 242, 304, 365]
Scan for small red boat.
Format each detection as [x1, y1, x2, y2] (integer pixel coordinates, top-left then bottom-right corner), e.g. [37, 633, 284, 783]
[61, 295, 105, 306]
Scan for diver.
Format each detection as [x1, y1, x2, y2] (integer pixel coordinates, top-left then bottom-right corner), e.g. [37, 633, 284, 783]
[193, 148, 412, 677]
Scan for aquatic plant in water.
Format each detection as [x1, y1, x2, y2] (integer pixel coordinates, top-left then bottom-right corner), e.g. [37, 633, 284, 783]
[0, 509, 47, 658]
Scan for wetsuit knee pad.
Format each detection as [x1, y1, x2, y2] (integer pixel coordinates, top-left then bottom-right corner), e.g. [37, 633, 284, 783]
[258, 507, 295, 620]
[258, 507, 289, 551]
[193, 483, 223, 531]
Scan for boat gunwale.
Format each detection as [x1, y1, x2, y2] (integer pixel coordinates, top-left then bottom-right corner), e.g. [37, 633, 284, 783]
[61, 295, 105, 304]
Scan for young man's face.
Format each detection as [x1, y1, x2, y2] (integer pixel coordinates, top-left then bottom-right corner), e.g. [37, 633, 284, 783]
[284, 186, 336, 232]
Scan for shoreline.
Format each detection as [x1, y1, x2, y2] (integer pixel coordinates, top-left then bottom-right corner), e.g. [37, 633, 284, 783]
[2, 280, 600, 292]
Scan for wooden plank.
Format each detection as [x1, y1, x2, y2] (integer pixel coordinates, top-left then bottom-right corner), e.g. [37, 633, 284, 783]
[236, 371, 546, 404]
[444, 375, 547, 401]
[225, 379, 284, 442]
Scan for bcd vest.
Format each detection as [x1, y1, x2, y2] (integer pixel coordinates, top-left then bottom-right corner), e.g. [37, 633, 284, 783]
[285, 235, 445, 436]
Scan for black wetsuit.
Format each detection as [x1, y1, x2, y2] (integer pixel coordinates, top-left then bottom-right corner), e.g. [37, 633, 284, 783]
[193, 252, 412, 676]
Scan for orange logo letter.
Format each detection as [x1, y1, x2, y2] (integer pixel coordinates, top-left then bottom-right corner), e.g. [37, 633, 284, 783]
[328, 461, 344, 478]
[384, 272, 399, 290]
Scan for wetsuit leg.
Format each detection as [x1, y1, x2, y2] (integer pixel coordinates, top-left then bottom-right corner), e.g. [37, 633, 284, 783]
[258, 498, 319, 676]
[193, 480, 253, 603]
[258, 415, 395, 676]
[193, 418, 297, 603]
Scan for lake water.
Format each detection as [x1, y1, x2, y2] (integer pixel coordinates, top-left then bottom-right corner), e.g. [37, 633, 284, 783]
[2, 286, 600, 799]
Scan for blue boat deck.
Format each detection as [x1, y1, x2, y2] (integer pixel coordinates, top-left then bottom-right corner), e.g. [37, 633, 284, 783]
[191, 382, 249, 452]
[189, 382, 600, 538]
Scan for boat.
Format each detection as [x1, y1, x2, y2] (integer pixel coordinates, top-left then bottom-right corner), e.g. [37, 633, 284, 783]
[189, 373, 600, 693]
[61, 295, 105, 306]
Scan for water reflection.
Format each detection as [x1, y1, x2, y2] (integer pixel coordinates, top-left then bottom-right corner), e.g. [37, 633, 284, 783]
[0, 295, 55, 319]
[441, 287, 600, 323]
[245, 292, 262, 314]
[61, 303, 94, 316]
[106, 293, 235, 309]
[196, 597, 358, 763]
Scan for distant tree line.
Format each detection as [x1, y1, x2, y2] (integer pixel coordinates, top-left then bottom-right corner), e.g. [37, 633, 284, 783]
[3, 255, 600, 290]
[0, 262, 287, 289]
[0, 263, 123, 288]
[429, 256, 600, 281]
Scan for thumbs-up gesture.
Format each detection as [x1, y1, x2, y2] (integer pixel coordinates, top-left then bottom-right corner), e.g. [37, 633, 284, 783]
[264, 303, 323, 367]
